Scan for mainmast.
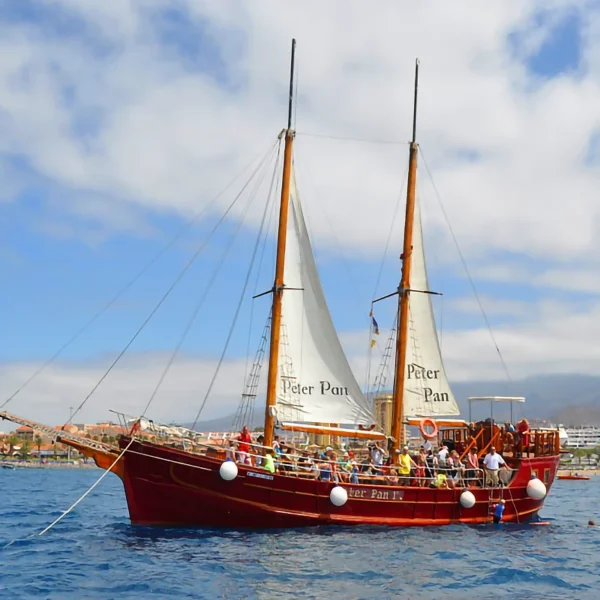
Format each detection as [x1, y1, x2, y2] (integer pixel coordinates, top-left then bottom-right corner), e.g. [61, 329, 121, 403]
[263, 39, 297, 449]
[391, 59, 419, 459]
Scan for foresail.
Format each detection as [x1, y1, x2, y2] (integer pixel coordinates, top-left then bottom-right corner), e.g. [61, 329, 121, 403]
[276, 170, 375, 426]
[403, 197, 460, 417]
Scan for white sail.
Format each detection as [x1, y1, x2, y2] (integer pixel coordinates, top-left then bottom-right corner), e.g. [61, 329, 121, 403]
[403, 197, 460, 417]
[275, 170, 375, 426]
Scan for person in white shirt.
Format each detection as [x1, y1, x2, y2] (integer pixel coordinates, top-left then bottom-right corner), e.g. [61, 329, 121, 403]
[369, 442, 387, 467]
[483, 446, 506, 487]
[438, 445, 449, 467]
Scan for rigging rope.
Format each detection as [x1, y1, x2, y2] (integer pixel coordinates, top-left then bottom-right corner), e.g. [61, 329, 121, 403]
[0, 140, 279, 411]
[139, 144, 281, 420]
[65, 141, 281, 426]
[419, 147, 513, 384]
[364, 162, 409, 394]
[242, 144, 282, 389]
[190, 150, 280, 430]
[36, 438, 135, 538]
[371, 161, 409, 302]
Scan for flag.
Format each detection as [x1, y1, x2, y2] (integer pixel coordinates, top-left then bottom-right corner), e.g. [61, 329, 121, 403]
[371, 339, 377, 348]
[371, 315, 380, 335]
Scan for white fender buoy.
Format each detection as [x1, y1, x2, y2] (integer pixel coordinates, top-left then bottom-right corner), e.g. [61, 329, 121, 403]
[527, 477, 547, 500]
[330, 486, 348, 507]
[460, 490, 476, 508]
[219, 461, 238, 481]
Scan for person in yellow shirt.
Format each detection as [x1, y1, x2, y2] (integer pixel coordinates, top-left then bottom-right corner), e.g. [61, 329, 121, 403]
[263, 451, 276, 474]
[397, 446, 416, 485]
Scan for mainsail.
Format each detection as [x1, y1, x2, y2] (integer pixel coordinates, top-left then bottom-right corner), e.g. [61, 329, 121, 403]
[275, 170, 374, 425]
[403, 196, 460, 417]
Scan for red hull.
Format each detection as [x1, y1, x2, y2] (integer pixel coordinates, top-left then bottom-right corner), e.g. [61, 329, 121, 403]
[118, 438, 559, 528]
[557, 475, 590, 480]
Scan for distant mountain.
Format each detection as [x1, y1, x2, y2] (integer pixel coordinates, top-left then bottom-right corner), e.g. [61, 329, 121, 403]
[548, 403, 600, 427]
[451, 374, 600, 425]
[180, 374, 600, 430]
[181, 412, 263, 433]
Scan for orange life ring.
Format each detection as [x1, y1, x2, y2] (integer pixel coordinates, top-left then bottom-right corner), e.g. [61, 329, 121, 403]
[419, 418, 438, 440]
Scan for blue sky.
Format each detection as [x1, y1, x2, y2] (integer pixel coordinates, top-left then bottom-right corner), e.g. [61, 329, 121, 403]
[2, 1, 600, 425]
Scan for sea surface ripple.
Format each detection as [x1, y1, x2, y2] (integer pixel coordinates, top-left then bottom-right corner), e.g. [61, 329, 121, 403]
[1, 469, 599, 599]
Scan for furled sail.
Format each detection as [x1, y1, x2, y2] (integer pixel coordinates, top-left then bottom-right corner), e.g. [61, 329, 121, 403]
[275, 170, 375, 425]
[403, 197, 460, 417]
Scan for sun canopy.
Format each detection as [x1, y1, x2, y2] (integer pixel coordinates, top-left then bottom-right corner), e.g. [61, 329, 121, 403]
[467, 396, 526, 403]
[467, 397, 526, 422]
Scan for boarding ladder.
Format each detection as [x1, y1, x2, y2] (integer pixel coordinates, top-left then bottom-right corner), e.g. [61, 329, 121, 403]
[232, 316, 270, 432]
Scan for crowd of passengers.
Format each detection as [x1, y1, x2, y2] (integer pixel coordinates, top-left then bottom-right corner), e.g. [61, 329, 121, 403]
[225, 425, 516, 488]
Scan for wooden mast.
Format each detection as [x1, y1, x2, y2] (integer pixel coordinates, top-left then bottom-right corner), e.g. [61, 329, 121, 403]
[263, 39, 296, 449]
[391, 59, 419, 460]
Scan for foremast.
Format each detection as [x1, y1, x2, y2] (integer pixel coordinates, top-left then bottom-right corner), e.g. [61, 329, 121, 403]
[263, 39, 297, 449]
[391, 59, 419, 459]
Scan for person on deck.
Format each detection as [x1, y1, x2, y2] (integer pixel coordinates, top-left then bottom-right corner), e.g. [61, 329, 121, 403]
[466, 447, 480, 486]
[438, 445, 449, 468]
[237, 426, 253, 465]
[273, 435, 282, 457]
[447, 450, 465, 487]
[319, 460, 332, 482]
[350, 462, 360, 484]
[263, 451, 275, 474]
[369, 442, 387, 467]
[415, 449, 427, 486]
[493, 499, 506, 523]
[225, 440, 237, 463]
[483, 446, 506, 487]
[397, 446, 416, 485]
[254, 435, 265, 468]
[517, 419, 531, 457]
[425, 449, 438, 484]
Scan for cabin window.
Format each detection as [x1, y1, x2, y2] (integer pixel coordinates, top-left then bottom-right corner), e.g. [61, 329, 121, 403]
[543, 469, 550, 484]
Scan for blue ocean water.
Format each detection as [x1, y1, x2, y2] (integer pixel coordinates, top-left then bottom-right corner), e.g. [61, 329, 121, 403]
[0, 469, 598, 599]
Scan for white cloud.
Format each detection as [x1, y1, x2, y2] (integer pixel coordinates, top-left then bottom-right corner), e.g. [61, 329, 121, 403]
[4, 294, 600, 428]
[0, 353, 250, 427]
[344, 295, 600, 385]
[1, 0, 599, 262]
[449, 295, 533, 319]
[4, 1, 600, 423]
[533, 268, 600, 293]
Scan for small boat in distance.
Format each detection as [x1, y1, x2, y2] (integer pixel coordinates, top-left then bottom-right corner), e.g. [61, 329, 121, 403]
[558, 473, 590, 481]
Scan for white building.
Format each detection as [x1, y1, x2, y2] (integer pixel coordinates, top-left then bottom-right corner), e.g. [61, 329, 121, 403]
[563, 426, 600, 448]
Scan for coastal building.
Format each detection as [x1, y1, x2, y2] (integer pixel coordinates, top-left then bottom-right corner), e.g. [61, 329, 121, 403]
[373, 394, 393, 437]
[15, 425, 34, 439]
[564, 426, 600, 448]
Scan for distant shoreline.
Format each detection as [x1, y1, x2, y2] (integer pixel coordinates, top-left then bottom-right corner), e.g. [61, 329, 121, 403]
[1, 461, 98, 470]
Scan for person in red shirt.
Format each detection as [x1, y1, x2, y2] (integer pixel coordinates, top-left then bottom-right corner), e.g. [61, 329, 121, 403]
[517, 419, 530, 458]
[237, 426, 253, 465]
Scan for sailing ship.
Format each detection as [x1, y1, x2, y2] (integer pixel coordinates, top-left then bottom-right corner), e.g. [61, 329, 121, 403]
[1, 39, 560, 527]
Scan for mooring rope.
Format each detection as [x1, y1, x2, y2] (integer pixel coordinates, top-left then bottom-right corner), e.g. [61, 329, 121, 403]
[37, 438, 135, 537]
